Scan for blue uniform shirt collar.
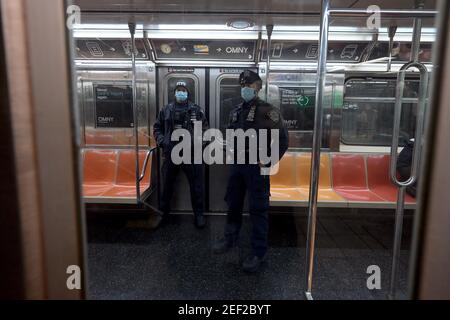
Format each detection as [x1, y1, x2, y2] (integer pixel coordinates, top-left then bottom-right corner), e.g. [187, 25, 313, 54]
[242, 97, 259, 109]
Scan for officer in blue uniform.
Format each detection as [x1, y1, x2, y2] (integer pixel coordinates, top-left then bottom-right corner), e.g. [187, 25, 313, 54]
[153, 82, 209, 228]
[213, 70, 289, 272]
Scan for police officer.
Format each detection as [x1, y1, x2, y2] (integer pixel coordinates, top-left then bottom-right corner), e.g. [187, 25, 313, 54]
[153, 81, 209, 228]
[213, 70, 289, 273]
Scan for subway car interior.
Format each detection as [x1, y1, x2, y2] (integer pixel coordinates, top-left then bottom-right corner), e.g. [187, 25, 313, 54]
[2, 0, 450, 300]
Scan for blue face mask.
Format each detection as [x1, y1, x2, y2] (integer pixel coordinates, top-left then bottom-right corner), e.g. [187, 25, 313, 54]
[241, 87, 257, 102]
[175, 91, 188, 103]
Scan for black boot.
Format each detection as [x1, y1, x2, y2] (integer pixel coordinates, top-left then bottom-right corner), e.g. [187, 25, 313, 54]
[242, 254, 266, 273]
[212, 237, 237, 254]
[194, 213, 206, 229]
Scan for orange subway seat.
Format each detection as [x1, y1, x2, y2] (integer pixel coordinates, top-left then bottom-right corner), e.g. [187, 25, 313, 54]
[92, 131, 114, 145]
[116, 150, 151, 185]
[112, 130, 133, 145]
[296, 153, 345, 202]
[270, 152, 296, 187]
[101, 150, 152, 198]
[270, 153, 304, 201]
[138, 130, 150, 146]
[83, 150, 117, 197]
[85, 132, 95, 145]
[100, 185, 138, 198]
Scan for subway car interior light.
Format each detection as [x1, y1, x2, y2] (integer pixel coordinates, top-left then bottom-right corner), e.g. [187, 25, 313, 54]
[1, 0, 450, 304]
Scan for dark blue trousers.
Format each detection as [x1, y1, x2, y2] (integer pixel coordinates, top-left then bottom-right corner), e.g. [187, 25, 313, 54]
[224, 164, 270, 258]
[160, 157, 204, 216]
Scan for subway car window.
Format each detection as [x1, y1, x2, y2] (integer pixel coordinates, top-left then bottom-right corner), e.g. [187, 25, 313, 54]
[342, 79, 419, 146]
[219, 77, 241, 133]
[269, 72, 339, 149]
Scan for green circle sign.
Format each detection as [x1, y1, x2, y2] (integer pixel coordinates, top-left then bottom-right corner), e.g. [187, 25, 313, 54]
[297, 95, 310, 107]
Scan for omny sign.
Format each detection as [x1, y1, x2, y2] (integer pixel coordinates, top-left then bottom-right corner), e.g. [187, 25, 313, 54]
[226, 47, 249, 54]
[98, 116, 114, 124]
[170, 121, 281, 175]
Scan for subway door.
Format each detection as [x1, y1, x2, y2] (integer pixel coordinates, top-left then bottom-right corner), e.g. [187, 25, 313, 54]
[157, 67, 206, 212]
[208, 68, 256, 212]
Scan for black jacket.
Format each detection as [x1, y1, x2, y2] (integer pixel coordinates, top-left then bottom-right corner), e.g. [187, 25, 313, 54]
[227, 97, 289, 166]
[153, 102, 209, 155]
[397, 139, 414, 169]
[396, 139, 417, 197]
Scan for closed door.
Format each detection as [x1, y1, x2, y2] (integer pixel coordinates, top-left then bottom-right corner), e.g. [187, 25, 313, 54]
[157, 67, 206, 212]
[208, 68, 255, 212]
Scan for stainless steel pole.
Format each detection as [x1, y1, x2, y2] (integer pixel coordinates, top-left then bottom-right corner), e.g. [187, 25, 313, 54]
[387, 25, 398, 72]
[265, 24, 274, 102]
[411, 1, 425, 62]
[305, 0, 330, 301]
[129, 22, 141, 202]
[387, 5, 427, 299]
[388, 186, 406, 300]
[388, 62, 429, 299]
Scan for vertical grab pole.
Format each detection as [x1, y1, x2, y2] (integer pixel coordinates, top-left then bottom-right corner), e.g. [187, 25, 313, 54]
[265, 24, 274, 102]
[389, 68, 406, 299]
[388, 62, 428, 300]
[304, 0, 330, 301]
[411, 0, 425, 62]
[389, 185, 406, 299]
[388, 1, 425, 299]
[387, 25, 397, 72]
[129, 22, 141, 202]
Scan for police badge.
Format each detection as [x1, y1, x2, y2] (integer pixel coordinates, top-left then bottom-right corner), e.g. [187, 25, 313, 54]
[246, 105, 256, 122]
[190, 110, 197, 122]
[267, 110, 280, 123]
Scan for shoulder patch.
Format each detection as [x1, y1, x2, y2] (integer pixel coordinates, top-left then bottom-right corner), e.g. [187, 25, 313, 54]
[267, 110, 280, 123]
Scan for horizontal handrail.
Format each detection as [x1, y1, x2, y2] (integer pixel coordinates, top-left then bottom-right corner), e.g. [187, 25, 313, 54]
[344, 97, 428, 104]
[139, 147, 157, 182]
[328, 8, 437, 18]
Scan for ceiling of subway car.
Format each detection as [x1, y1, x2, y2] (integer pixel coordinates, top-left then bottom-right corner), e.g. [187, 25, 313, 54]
[73, 0, 438, 29]
[74, 0, 436, 12]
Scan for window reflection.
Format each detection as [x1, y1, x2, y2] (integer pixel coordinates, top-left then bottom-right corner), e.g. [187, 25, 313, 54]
[219, 77, 241, 133]
[342, 79, 419, 146]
